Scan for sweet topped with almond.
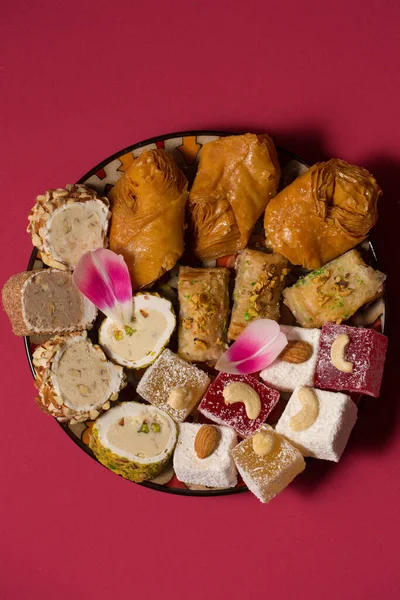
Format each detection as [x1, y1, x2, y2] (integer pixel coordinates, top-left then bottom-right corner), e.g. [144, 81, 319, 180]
[1, 132, 390, 503]
[260, 325, 321, 392]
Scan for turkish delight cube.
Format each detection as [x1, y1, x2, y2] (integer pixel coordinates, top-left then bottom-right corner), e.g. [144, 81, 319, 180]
[260, 325, 321, 392]
[276, 386, 358, 461]
[314, 323, 388, 397]
[173, 423, 238, 488]
[198, 372, 280, 438]
[137, 349, 210, 422]
[232, 425, 305, 503]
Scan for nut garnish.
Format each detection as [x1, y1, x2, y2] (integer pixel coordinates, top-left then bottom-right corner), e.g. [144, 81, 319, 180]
[194, 425, 220, 459]
[194, 338, 207, 350]
[290, 387, 320, 432]
[279, 340, 313, 364]
[331, 334, 353, 373]
[252, 430, 275, 457]
[222, 382, 261, 420]
[168, 387, 191, 410]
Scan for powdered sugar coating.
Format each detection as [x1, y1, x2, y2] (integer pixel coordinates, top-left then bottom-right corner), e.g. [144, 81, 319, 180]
[260, 325, 321, 392]
[276, 386, 358, 461]
[198, 372, 280, 438]
[232, 425, 305, 503]
[137, 349, 210, 422]
[173, 423, 238, 488]
[314, 323, 388, 397]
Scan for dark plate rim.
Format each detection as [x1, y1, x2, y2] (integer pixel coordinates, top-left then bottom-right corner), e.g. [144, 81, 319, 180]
[23, 129, 384, 497]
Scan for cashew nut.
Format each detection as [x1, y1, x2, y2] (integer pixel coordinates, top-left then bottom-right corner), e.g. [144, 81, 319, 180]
[331, 334, 353, 373]
[252, 430, 275, 457]
[222, 382, 261, 420]
[290, 387, 319, 432]
[168, 386, 191, 410]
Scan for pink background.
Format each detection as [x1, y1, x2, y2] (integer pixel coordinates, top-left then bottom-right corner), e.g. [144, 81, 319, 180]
[1, 1, 399, 598]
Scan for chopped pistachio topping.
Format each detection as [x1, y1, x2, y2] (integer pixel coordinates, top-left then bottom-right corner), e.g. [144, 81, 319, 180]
[138, 422, 149, 434]
[151, 423, 161, 433]
[124, 325, 136, 336]
[114, 330, 123, 341]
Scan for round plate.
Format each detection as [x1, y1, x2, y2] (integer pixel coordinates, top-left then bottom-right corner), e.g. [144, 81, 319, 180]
[24, 130, 386, 496]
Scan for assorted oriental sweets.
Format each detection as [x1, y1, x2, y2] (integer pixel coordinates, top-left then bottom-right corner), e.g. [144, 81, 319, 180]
[1, 133, 391, 504]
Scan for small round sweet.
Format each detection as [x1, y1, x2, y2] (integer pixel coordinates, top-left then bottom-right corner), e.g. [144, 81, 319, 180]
[27, 184, 111, 270]
[32, 331, 126, 423]
[89, 402, 178, 482]
[98, 293, 176, 369]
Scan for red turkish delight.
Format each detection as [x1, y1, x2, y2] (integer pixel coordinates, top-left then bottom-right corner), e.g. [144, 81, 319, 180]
[198, 372, 280, 438]
[314, 323, 388, 397]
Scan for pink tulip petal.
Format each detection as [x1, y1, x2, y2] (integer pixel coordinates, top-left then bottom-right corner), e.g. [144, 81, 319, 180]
[215, 320, 288, 374]
[225, 320, 280, 363]
[73, 249, 133, 325]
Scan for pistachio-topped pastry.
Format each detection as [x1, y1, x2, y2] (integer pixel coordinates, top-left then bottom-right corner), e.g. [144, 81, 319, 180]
[89, 402, 178, 482]
[228, 248, 290, 340]
[283, 250, 386, 327]
[177, 266, 230, 363]
[98, 293, 176, 369]
[27, 184, 111, 270]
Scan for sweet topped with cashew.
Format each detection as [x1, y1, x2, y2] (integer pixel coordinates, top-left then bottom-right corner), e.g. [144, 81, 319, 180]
[222, 382, 261, 420]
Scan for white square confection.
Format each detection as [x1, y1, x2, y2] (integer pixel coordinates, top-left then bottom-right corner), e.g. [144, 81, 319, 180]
[275, 386, 358, 462]
[260, 325, 321, 392]
[137, 349, 210, 423]
[173, 423, 238, 488]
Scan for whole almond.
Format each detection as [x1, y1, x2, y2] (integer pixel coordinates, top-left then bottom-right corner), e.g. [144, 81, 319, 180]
[279, 340, 313, 364]
[194, 425, 220, 459]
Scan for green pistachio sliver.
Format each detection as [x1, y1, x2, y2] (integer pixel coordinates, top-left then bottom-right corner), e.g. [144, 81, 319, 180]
[114, 330, 123, 341]
[138, 422, 149, 434]
[124, 325, 136, 336]
[151, 423, 161, 433]
[244, 311, 251, 322]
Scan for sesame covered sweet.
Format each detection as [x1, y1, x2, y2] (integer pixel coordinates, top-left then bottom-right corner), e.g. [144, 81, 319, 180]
[232, 425, 305, 503]
[198, 372, 280, 438]
[137, 349, 211, 422]
[314, 323, 388, 397]
[173, 423, 238, 489]
[276, 386, 358, 461]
